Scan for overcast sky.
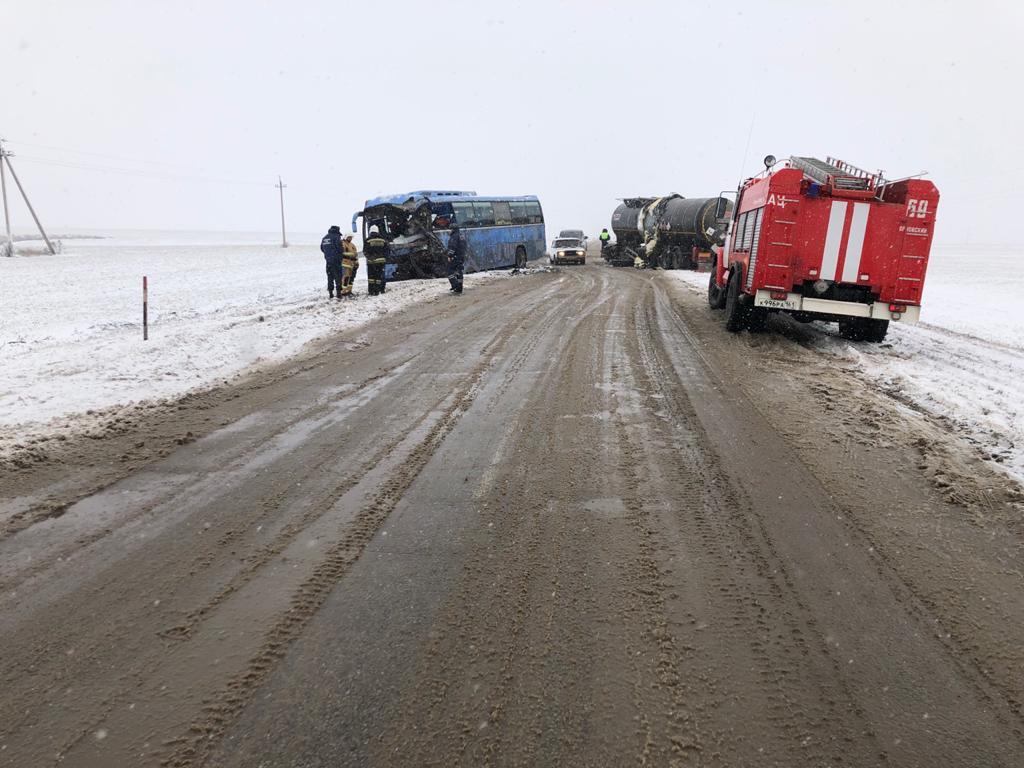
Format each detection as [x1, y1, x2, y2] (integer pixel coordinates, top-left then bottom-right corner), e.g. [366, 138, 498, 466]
[3, 0, 1021, 243]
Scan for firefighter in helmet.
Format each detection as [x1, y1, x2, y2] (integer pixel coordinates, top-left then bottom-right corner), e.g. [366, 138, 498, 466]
[338, 234, 358, 297]
[364, 225, 389, 296]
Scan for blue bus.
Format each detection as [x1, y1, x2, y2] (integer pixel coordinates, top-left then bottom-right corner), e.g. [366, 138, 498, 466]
[352, 190, 546, 281]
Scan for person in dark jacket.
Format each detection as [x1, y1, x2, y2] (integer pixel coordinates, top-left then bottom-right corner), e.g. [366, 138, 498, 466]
[320, 225, 344, 299]
[364, 225, 389, 296]
[447, 222, 467, 294]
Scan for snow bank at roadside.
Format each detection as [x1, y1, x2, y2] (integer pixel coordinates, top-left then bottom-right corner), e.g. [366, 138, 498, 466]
[0, 234, 508, 444]
[665, 244, 1024, 482]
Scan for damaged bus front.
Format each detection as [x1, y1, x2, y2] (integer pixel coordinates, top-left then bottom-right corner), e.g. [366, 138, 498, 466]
[352, 190, 546, 282]
[352, 191, 467, 281]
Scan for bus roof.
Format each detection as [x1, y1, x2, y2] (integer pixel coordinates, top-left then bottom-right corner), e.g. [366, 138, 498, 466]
[364, 191, 540, 208]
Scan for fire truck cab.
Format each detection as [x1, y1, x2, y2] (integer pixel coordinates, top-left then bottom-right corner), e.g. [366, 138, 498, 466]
[709, 155, 939, 342]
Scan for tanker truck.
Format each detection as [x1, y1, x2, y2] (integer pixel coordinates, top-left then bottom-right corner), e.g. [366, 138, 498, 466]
[602, 199, 646, 267]
[602, 195, 733, 270]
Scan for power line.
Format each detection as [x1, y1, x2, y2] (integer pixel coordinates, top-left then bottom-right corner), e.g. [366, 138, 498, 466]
[14, 154, 271, 187]
[4, 138, 214, 171]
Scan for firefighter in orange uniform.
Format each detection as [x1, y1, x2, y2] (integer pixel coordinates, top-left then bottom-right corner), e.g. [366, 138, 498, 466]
[340, 234, 359, 297]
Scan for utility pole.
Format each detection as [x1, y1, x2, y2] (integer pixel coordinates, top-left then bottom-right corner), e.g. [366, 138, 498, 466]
[0, 139, 56, 255]
[0, 142, 11, 256]
[276, 176, 288, 248]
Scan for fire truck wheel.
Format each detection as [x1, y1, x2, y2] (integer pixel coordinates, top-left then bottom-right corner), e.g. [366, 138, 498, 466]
[707, 258, 726, 310]
[864, 319, 889, 343]
[747, 307, 768, 332]
[838, 319, 865, 340]
[839, 317, 889, 341]
[724, 268, 748, 332]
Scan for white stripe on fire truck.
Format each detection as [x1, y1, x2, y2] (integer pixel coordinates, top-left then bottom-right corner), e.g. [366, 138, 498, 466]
[840, 203, 870, 283]
[820, 201, 848, 281]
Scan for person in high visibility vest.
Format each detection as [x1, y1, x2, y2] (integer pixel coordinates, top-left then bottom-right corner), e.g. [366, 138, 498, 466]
[340, 234, 359, 297]
[364, 225, 389, 296]
[599, 228, 611, 257]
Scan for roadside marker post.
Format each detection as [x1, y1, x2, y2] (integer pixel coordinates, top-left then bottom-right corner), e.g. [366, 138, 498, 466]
[143, 276, 149, 340]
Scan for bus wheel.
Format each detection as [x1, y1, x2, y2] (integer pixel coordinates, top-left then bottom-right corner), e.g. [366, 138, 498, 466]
[515, 246, 527, 269]
[724, 267, 748, 332]
[707, 257, 726, 309]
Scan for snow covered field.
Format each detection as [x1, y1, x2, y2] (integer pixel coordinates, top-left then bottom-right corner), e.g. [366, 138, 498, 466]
[668, 244, 1024, 482]
[1, 231, 505, 441]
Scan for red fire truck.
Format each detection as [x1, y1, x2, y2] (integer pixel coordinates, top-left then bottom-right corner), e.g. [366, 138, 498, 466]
[708, 156, 940, 342]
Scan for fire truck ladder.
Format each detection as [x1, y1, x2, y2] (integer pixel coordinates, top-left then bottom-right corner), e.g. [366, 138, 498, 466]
[790, 156, 884, 193]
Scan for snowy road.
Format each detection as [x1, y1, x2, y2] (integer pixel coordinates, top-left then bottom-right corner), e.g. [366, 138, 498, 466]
[1, 259, 1022, 767]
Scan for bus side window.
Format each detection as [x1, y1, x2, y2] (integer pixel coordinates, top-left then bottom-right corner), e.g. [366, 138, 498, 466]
[452, 202, 477, 227]
[473, 203, 496, 227]
[510, 202, 530, 225]
[492, 201, 512, 226]
[525, 202, 543, 224]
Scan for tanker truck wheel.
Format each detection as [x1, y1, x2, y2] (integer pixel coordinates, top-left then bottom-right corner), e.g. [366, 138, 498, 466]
[724, 267, 749, 332]
[674, 246, 695, 270]
[665, 246, 680, 270]
[707, 258, 727, 310]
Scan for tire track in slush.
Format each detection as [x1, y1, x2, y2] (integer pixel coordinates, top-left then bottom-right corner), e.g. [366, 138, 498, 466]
[31, 362, 448, 765]
[654, 279, 1024, 749]
[0, 358, 417, 595]
[370, 272, 614, 766]
[161, 297, 535, 767]
[0, 354, 404, 545]
[158, 390, 445, 641]
[475, 287, 610, 766]
[620, 292, 880, 765]
[608, 306, 711, 764]
[0, 361, 426, 755]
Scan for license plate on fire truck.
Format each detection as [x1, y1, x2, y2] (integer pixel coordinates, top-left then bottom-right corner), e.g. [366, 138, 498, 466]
[754, 290, 801, 310]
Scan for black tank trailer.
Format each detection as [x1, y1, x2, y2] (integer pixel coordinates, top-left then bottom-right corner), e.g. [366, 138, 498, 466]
[603, 195, 733, 270]
[602, 199, 650, 267]
[640, 195, 734, 269]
